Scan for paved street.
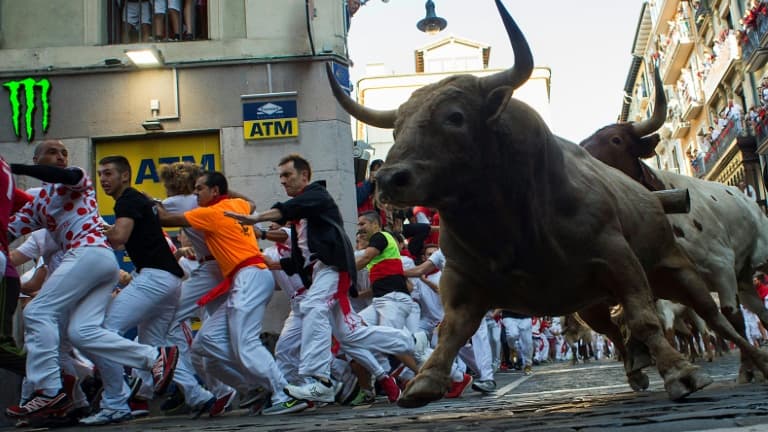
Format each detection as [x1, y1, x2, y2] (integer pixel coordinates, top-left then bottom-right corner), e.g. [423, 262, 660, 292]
[8, 351, 768, 432]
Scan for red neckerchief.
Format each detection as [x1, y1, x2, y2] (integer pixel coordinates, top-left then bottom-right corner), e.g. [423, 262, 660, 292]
[204, 194, 230, 207]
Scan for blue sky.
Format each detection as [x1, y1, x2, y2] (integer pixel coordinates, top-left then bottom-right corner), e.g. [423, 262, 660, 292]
[347, 0, 645, 143]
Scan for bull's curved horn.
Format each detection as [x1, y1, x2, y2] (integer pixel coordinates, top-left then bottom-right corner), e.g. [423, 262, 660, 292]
[632, 65, 667, 137]
[480, 0, 534, 92]
[325, 63, 396, 129]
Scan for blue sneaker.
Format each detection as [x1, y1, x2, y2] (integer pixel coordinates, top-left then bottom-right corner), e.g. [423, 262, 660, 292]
[79, 408, 133, 425]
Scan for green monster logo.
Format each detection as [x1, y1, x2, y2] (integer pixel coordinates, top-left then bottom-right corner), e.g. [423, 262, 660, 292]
[3, 78, 51, 142]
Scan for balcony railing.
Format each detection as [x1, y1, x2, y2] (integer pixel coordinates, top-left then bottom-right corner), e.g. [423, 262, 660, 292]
[754, 111, 768, 148]
[671, 115, 691, 138]
[692, 118, 741, 178]
[739, 3, 768, 71]
[695, 0, 711, 32]
[660, 22, 694, 84]
[702, 32, 741, 103]
[107, 0, 208, 44]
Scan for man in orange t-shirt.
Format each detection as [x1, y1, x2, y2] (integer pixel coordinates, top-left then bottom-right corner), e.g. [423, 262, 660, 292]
[156, 171, 307, 415]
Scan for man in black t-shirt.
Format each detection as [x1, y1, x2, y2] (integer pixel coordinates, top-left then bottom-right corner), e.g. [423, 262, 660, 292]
[86, 155, 184, 425]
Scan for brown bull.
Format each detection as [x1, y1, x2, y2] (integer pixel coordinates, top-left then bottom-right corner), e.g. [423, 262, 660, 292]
[581, 65, 768, 384]
[326, 0, 762, 407]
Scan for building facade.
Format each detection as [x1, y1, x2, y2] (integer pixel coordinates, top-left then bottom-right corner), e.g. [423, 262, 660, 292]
[622, 0, 766, 208]
[0, 0, 360, 235]
[353, 35, 552, 163]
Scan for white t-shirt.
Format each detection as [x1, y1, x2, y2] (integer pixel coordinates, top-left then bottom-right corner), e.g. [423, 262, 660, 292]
[263, 227, 305, 298]
[413, 271, 444, 325]
[9, 167, 110, 252]
[162, 194, 212, 259]
[428, 248, 446, 271]
[16, 229, 63, 273]
[178, 256, 199, 279]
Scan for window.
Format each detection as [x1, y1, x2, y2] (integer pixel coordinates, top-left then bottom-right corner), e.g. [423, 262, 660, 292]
[107, 0, 208, 44]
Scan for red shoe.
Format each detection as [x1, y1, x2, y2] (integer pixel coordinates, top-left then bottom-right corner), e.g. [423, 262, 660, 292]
[5, 390, 73, 418]
[152, 346, 179, 394]
[62, 374, 77, 401]
[129, 398, 150, 417]
[377, 375, 401, 403]
[445, 374, 473, 398]
[209, 391, 236, 417]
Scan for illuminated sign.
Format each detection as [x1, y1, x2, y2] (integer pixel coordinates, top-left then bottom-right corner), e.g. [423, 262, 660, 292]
[95, 134, 221, 220]
[243, 100, 299, 140]
[3, 77, 51, 142]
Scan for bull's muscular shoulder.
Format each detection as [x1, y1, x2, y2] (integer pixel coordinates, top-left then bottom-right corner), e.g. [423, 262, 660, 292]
[654, 168, 768, 266]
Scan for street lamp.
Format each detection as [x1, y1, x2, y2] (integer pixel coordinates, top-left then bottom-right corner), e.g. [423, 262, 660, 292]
[417, 0, 447, 35]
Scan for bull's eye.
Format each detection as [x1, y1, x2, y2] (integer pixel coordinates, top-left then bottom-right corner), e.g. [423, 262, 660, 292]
[445, 112, 464, 127]
[610, 136, 622, 145]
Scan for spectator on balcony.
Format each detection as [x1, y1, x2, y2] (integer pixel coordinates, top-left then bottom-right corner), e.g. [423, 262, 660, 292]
[710, 123, 722, 142]
[700, 131, 713, 153]
[759, 77, 768, 107]
[738, 181, 758, 202]
[153, 0, 183, 41]
[724, 99, 744, 132]
[121, 0, 152, 42]
[747, 105, 759, 130]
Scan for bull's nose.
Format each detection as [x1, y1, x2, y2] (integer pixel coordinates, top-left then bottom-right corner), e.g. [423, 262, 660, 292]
[377, 168, 412, 189]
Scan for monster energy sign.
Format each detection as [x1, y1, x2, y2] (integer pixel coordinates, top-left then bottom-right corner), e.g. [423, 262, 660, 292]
[3, 77, 51, 142]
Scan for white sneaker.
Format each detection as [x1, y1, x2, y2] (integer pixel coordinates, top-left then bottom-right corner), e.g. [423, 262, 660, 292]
[79, 408, 133, 425]
[284, 378, 335, 403]
[413, 331, 431, 364]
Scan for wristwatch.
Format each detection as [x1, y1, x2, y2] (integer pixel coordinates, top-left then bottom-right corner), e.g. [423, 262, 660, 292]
[260, 229, 268, 240]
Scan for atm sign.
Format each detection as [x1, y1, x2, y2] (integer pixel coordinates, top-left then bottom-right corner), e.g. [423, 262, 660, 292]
[243, 100, 299, 140]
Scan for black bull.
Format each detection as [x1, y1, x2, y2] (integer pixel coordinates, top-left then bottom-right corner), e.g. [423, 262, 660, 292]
[326, 0, 768, 408]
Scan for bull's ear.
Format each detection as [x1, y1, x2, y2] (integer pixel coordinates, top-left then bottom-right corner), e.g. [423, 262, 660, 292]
[485, 86, 515, 124]
[632, 134, 660, 158]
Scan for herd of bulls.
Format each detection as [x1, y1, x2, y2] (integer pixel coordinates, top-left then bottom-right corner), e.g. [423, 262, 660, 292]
[327, 0, 768, 408]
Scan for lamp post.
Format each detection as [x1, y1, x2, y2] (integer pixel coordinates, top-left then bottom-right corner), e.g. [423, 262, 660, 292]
[417, 0, 447, 35]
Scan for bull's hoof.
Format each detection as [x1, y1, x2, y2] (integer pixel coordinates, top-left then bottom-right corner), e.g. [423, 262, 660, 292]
[664, 365, 713, 401]
[397, 370, 450, 409]
[627, 339, 653, 372]
[753, 368, 767, 383]
[627, 369, 649, 391]
[738, 365, 755, 384]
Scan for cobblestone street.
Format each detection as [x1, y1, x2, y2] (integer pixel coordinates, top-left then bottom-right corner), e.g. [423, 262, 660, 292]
[9, 351, 768, 432]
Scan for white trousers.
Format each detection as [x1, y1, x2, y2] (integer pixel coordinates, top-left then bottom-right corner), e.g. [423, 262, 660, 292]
[192, 266, 288, 403]
[22, 246, 153, 394]
[502, 317, 533, 367]
[165, 261, 226, 405]
[359, 291, 419, 333]
[458, 319, 494, 381]
[93, 267, 181, 410]
[274, 293, 305, 384]
[485, 315, 502, 369]
[299, 263, 415, 381]
[533, 336, 549, 363]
